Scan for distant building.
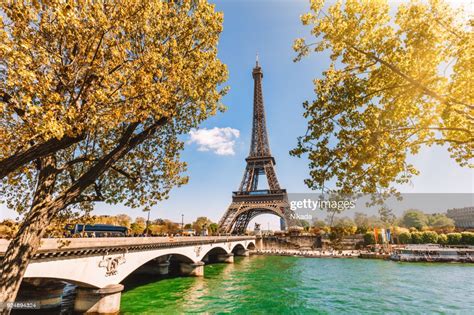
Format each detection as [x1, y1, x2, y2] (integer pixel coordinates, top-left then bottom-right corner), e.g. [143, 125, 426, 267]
[447, 207, 474, 228]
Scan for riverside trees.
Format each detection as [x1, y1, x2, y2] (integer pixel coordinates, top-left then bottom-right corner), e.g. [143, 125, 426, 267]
[400, 209, 454, 232]
[0, 0, 227, 303]
[291, 0, 472, 196]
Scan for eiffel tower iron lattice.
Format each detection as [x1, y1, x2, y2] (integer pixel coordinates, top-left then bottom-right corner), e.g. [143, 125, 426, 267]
[218, 60, 297, 235]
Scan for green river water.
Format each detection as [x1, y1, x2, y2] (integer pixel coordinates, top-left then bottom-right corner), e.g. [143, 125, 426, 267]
[120, 256, 474, 314]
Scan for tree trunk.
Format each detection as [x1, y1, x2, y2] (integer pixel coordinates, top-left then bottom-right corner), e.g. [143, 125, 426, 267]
[0, 155, 57, 307]
[0, 118, 167, 306]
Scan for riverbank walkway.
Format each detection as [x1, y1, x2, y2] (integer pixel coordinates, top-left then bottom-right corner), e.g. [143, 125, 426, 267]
[253, 248, 361, 258]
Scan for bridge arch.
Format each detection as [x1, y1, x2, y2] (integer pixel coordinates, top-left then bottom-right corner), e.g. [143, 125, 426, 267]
[231, 240, 256, 255]
[200, 245, 229, 263]
[107, 250, 199, 286]
[202, 246, 229, 257]
[246, 241, 256, 250]
[231, 243, 245, 253]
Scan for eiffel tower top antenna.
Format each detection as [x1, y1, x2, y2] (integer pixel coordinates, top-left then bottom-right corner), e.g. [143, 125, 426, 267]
[256, 52, 259, 66]
[249, 54, 271, 159]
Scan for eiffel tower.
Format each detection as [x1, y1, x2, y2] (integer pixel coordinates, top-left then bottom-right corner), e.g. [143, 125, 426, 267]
[218, 59, 296, 234]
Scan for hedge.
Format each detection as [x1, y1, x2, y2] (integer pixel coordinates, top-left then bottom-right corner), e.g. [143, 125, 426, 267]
[437, 234, 448, 245]
[461, 232, 474, 245]
[411, 232, 423, 244]
[421, 231, 438, 244]
[447, 233, 462, 245]
[398, 232, 411, 244]
[362, 230, 473, 246]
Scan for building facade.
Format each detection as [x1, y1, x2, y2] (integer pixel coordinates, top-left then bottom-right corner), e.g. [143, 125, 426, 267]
[447, 207, 474, 228]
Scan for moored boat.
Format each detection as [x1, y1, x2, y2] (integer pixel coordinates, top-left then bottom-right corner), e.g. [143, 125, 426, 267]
[390, 244, 474, 263]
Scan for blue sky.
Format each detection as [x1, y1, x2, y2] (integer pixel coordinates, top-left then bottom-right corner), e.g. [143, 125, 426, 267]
[1, 0, 472, 227]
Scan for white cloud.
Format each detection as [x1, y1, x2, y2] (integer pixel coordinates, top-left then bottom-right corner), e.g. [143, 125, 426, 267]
[188, 127, 240, 156]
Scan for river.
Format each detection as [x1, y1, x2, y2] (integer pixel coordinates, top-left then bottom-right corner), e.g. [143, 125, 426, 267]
[119, 256, 474, 314]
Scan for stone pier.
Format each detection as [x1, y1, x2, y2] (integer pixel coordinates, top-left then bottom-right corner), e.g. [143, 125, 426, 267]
[216, 253, 234, 263]
[256, 237, 264, 250]
[179, 261, 205, 277]
[234, 249, 250, 257]
[136, 261, 170, 276]
[157, 262, 170, 275]
[74, 284, 123, 314]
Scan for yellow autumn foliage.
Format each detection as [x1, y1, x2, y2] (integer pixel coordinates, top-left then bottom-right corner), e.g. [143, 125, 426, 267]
[0, 0, 227, 159]
[292, 0, 473, 195]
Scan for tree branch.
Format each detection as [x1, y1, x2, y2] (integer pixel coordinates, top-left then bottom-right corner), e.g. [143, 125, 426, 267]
[58, 117, 168, 208]
[0, 134, 85, 180]
[110, 166, 140, 181]
[346, 43, 474, 110]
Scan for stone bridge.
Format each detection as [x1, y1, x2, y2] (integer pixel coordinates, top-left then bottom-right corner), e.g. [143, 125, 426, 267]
[0, 236, 256, 313]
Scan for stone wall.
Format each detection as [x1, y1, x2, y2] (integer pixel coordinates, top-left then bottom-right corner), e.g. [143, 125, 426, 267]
[261, 235, 321, 250]
[261, 234, 364, 250]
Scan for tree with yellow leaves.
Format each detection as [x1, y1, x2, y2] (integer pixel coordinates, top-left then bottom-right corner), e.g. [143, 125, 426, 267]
[291, 0, 472, 196]
[0, 0, 227, 303]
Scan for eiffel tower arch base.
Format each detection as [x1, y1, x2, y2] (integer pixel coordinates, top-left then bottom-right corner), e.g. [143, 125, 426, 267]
[219, 192, 297, 234]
